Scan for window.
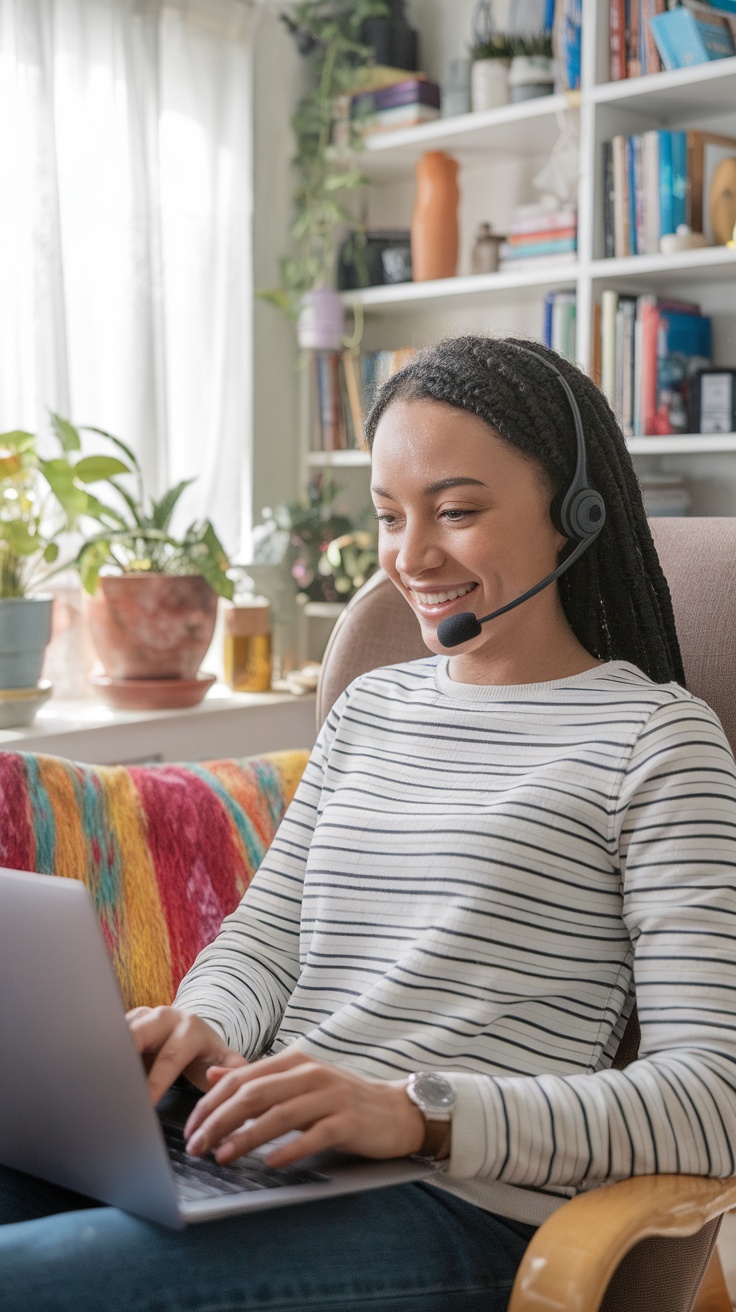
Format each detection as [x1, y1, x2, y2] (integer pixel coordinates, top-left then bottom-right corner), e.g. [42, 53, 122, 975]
[0, 0, 254, 556]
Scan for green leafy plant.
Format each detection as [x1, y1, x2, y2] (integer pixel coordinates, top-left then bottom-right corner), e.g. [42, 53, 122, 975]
[0, 414, 131, 599]
[73, 423, 234, 599]
[470, 31, 554, 61]
[252, 474, 376, 603]
[320, 529, 378, 597]
[260, 0, 389, 315]
[469, 33, 517, 60]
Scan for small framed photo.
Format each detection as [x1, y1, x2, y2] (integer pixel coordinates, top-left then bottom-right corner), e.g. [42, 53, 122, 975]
[690, 368, 736, 435]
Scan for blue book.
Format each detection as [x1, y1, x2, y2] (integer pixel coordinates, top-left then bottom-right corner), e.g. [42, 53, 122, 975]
[649, 8, 735, 69]
[627, 136, 638, 256]
[671, 131, 687, 230]
[656, 311, 712, 432]
[658, 131, 674, 237]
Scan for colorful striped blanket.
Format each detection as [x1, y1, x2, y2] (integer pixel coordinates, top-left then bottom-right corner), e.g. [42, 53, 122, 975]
[0, 749, 309, 1010]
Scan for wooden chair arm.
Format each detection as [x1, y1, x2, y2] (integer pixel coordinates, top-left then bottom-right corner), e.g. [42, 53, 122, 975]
[508, 1175, 736, 1312]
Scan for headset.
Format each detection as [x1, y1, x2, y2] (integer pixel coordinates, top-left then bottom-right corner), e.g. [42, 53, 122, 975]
[436, 345, 606, 649]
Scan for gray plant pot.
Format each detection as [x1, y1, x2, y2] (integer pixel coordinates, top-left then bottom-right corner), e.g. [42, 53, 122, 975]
[0, 596, 53, 690]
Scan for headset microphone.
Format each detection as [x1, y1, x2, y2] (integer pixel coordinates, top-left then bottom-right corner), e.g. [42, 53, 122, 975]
[437, 346, 606, 650]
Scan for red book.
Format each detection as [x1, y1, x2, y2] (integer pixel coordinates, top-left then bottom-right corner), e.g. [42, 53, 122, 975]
[610, 0, 627, 79]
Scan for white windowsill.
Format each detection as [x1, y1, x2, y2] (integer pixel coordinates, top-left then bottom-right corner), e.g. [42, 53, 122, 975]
[0, 684, 317, 766]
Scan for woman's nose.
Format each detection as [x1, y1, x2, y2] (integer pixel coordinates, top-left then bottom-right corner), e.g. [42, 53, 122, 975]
[394, 520, 444, 577]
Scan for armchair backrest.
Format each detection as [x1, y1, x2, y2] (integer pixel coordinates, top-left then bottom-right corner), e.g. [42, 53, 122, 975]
[318, 519, 736, 756]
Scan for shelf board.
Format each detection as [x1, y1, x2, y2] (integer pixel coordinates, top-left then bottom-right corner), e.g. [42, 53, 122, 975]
[629, 434, 736, 455]
[306, 449, 370, 467]
[354, 94, 574, 181]
[592, 59, 736, 120]
[341, 263, 578, 312]
[589, 245, 736, 286]
[308, 439, 736, 461]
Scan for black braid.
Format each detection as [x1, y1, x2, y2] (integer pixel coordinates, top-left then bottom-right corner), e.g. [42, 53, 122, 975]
[364, 335, 685, 686]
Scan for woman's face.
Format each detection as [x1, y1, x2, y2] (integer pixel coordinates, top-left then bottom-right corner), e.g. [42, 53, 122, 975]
[370, 396, 570, 682]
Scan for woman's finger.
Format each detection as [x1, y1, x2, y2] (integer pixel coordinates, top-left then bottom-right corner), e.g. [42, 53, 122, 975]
[185, 1062, 330, 1149]
[204, 1090, 341, 1164]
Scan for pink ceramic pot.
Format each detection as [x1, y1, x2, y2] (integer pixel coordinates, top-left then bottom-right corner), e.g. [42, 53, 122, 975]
[85, 575, 218, 680]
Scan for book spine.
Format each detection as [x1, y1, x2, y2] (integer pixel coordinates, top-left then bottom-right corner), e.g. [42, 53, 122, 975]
[499, 237, 577, 258]
[610, 0, 628, 77]
[640, 298, 659, 435]
[603, 142, 615, 259]
[642, 130, 661, 254]
[601, 290, 618, 405]
[628, 0, 642, 75]
[642, 0, 665, 71]
[612, 136, 629, 257]
[543, 292, 555, 348]
[658, 130, 674, 236]
[633, 135, 646, 256]
[671, 130, 688, 229]
[627, 136, 637, 256]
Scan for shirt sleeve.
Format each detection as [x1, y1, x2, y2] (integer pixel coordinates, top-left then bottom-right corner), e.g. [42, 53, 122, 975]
[173, 689, 349, 1058]
[445, 695, 736, 1189]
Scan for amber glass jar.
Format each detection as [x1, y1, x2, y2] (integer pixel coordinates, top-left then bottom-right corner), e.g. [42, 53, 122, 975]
[223, 601, 272, 692]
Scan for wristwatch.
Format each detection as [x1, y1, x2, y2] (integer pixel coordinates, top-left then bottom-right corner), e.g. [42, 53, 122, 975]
[405, 1071, 456, 1161]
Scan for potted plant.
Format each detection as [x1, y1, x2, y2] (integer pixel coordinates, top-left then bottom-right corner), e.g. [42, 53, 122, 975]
[469, 31, 516, 111]
[73, 424, 234, 708]
[261, 0, 389, 348]
[508, 32, 555, 103]
[252, 474, 376, 605]
[0, 415, 131, 725]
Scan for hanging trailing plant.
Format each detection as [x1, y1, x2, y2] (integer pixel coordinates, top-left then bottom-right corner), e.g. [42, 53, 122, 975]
[260, 0, 389, 316]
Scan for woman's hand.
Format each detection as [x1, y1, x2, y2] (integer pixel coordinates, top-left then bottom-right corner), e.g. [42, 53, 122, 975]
[126, 1005, 248, 1104]
[182, 1048, 428, 1168]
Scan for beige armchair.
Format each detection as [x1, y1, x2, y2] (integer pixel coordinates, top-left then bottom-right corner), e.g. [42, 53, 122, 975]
[317, 518, 736, 1312]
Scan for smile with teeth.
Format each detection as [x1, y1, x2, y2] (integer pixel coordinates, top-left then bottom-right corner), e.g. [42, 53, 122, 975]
[412, 582, 477, 607]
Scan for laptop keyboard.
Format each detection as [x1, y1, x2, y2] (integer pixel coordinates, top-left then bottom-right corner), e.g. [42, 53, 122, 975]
[160, 1117, 331, 1202]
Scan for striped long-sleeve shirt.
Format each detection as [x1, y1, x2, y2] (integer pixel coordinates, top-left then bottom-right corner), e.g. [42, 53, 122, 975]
[175, 657, 736, 1226]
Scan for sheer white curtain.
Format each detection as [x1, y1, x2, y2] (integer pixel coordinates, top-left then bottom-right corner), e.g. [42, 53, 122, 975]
[0, 0, 254, 555]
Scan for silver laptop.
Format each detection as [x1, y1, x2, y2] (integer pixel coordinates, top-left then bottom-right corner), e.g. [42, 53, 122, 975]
[0, 867, 434, 1228]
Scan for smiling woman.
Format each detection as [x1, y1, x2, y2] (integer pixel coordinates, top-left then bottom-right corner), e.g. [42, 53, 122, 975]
[369, 397, 595, 686]
[3, 335, 736, 1312]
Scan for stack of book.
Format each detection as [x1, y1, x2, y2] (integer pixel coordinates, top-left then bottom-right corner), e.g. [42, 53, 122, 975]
[610, 0, 736, 78]
[602, 127, 736, 257]
[349, 78, 441, 137]
[649, 2, 736, 69]
[498, 204, 577, 269]
[309, 348, 417, 453]
[543, 290, 577, 361]
[598, 291, 712, 437]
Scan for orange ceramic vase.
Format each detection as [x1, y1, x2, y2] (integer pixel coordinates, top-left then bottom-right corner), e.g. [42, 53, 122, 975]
[411, 151, 460, 281]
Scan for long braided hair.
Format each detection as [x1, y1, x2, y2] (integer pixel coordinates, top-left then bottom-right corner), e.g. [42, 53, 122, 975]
[364, 335, 685, 686]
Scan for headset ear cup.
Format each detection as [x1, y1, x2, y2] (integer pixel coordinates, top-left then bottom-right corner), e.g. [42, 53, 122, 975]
[568, 490, 606, 539]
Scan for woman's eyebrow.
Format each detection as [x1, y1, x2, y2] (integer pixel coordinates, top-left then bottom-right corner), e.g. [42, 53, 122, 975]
[371, 477, 488, 499]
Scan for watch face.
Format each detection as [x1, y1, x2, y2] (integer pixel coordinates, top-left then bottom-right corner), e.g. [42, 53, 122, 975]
[412, 1071, 456, 1112]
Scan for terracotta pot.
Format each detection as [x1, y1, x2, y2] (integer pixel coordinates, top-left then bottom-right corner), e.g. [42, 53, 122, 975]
[85, 575, 218, 680]
[410, 151, 460, 282]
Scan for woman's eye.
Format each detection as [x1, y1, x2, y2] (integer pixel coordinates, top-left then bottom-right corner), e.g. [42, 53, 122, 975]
[373, 511, 399, 528]
[441, 508, 475, 522]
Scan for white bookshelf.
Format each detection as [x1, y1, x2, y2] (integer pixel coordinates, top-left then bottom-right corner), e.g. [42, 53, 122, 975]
[303, 0, 736, 519]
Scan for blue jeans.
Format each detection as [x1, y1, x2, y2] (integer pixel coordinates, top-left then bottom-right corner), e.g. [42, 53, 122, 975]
[0, 1165, 535, 1311]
